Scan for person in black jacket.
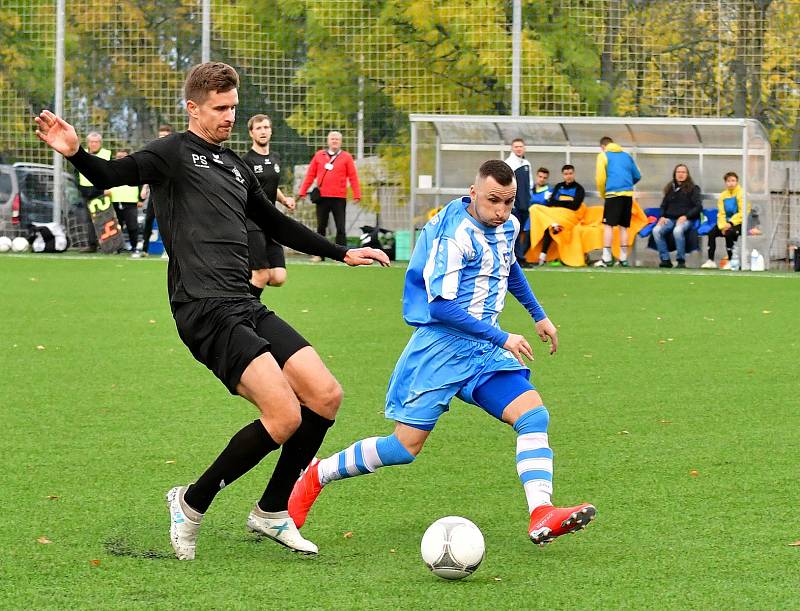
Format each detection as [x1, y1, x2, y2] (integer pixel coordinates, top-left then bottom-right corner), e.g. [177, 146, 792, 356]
[652, 164, 702, 268]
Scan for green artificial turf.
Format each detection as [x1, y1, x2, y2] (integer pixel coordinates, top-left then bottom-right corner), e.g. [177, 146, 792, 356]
[1, 254, 798, 610]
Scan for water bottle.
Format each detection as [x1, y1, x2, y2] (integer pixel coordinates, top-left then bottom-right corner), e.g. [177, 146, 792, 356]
[750, 249, 765, 271]
[730, 252, 740, 271]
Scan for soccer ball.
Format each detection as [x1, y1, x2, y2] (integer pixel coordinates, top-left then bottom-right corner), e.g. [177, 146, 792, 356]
[0, 236, 11, 253]
[11, 237, 30, 253]
[420, 516, 485, 580]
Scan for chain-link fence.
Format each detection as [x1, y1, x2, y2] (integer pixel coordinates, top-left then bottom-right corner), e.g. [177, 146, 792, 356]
[1, 0, 799, 257]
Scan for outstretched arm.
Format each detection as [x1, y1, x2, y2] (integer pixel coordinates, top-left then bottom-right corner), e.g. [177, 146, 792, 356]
[246, 190, 389, 267]
[508, 261, 558, 354]
[35, 110, 140, 188]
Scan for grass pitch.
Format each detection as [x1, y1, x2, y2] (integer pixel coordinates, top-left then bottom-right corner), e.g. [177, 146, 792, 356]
[2, 255, 798, 610]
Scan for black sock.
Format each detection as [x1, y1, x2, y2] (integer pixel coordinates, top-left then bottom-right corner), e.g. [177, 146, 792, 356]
[184, 419, 279, 514]
[258, 406, 334, 512]
[249, 283, 264, 299]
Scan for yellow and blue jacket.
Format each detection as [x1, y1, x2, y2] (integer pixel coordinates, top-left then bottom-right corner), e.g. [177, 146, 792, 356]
[717, 185, 749, 229]
[595, 143, 641, 198]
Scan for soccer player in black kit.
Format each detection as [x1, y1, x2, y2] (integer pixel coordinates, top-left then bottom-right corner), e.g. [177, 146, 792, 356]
[35, 62, 389, 560]
[243, 114, 295, 295]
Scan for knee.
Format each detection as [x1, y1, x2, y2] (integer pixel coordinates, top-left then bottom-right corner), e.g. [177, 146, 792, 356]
[251, 268, 270, 288]
[513, 406, 549, 434]
[268, 269, 287, 287]
[266, 408, 302, 444]
[309, 378, 343, 418]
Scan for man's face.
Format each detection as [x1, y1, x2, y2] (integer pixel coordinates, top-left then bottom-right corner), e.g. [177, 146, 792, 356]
[511, 141, 525, 157]
[562, 168, 575, 184]
[327, 132, 342, 152]
[535, 171, 549, 187]
[250, 119, 272, 146]
[725, 176, 738, 190]
[468, 175, 516, 228]
[188, 88, 238, 144]
[87, 136, 102, 154]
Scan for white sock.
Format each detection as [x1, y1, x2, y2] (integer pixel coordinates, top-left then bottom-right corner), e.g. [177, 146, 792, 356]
[619, 245, 628, 261]
[602, 247, 612, 262]
[538, 252, 546, 263]
[516, 432, 553, 512]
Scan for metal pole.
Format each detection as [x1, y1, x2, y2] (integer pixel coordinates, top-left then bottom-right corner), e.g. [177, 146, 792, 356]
[357, 71, 364, 161]
[511, 0, 521, 116]
[201, 0, 211, 63]
[53, 0, 65, 225]
[740, 124, 749, 270]
[409, 122, 418, 253]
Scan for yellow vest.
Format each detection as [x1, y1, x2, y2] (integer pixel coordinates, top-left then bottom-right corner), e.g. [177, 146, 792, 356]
[78, 147, 111, 187]
[110, 184, 139, 203]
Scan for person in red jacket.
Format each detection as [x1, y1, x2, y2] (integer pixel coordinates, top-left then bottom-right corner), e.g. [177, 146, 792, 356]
[299, 131, 361, 259]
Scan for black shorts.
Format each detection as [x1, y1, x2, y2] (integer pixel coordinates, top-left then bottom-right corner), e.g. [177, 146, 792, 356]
[173, 297, 310, 395]
[248, 229, 286, 270]
[602, 195, 633, 228]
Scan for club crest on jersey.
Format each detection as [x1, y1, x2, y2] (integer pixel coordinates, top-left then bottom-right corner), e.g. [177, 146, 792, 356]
[191, 154, 209, 168]
[232, 167, 245, 184]
[212, 153, 224, 164]
[273, 164, 280, 173]
[253, 165, 263, 173]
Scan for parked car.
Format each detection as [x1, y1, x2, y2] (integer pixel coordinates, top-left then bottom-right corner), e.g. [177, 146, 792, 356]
[0, 162, 85, 244]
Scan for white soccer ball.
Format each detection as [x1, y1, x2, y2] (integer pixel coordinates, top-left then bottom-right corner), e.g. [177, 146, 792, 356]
[420, 516, 485, 580]
[11, 237, 30, 253]
[0, 236, 11, 253]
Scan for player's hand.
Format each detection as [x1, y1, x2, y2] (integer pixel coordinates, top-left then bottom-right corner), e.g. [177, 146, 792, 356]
[503, 333, 533, 365]
[551, 224, 563, 234]
[722, 222, 732, 233]
[34, 110, 80, 156]
[343, 247, 390, 267]
[535, 317, 558, 355]
[677, 215, 687, 225]
[657, 217, 668, 226]
[283, 197, 296, 211]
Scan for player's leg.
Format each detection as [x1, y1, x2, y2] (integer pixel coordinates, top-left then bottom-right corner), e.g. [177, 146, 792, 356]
[673, 219, 690, 266]
[539, 230, 554, 265]
[617, 196, 632, 266]
[123, 205, 140, 253]
[652, 218, 673, 265]
[469, 369, 595, 545]
[265, 241, 287, 287]
[167, 300, 300, 559]
[596, 198, 615, 266]
[332, 199, 347, 247]
[142, 203, 154, 255]
[247, 228, 270, 299]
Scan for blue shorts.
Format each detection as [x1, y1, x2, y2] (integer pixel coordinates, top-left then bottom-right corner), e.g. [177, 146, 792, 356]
[385, 325, 536, 430]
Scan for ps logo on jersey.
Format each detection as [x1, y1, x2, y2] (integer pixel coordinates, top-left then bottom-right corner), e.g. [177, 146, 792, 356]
[191, 154, 209, 168]
[253, 165, 263, 174]
[232, 167, 245, 184]
[212, 153, 224, 164]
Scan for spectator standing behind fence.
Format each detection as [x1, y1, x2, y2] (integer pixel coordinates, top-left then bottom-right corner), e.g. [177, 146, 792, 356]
[141, 124, 174, 258]
[700, 172, 750, 270]
[108, 149, 141, 256]
[594, 136, 641, 267]
[76, 131, 111, 253]
[298, 131, 361, 261]
[504, 138, 533, 267]
[652, 164, 702, 269]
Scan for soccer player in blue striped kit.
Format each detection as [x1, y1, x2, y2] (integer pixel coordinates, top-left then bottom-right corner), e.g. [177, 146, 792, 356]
[289, 160, 595, 545]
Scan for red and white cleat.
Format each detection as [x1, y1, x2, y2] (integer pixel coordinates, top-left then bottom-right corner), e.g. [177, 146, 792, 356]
[288, 457, 323, 529]
[528, 503, 596, 545]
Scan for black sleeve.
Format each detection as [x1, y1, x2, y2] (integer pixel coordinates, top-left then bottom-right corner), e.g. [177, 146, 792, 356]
[246, 187, 348, 261]
[67, 147, 141, 190]
[688, 186, 703, 220]
[660, 192, 669, 214]
[130, 133, 181, 185]
[574, 184, 585, 206]
[549, 184, 560, 205]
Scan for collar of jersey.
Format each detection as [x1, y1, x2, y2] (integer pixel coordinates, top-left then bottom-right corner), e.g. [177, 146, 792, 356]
[186, 129, 225, 153]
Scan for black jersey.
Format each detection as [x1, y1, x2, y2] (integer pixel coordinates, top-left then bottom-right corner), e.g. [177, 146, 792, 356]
[67, 130, 346, 304]
[242, 149, 281, 232]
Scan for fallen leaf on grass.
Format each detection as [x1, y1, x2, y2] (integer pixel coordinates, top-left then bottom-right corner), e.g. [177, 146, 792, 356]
[37, 536, 52, 544]
[46, 495, 60, 500]
[165, 460, 176, 464]
[493, 577, 502, 582]
[301, 309, 309, 313]
[36, 345, 46, 350]
[762, 310, 771, 315]
[389, 549, 396, 553]
[30, 277, 38, 282]
[583, 354, 592, 358]
[148, 319, 156, 324]
[90, 559, 101, 567]
[618, 430, 630, 435]
[689, 469, 700, 477]
[658, 420, 672, 425]
[658, 340, 667, 344]
[343, 531, 353, 539]
[789, 540, 800, 547]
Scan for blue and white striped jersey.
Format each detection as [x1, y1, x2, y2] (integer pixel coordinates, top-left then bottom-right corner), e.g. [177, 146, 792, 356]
[403, 197, 519, 328]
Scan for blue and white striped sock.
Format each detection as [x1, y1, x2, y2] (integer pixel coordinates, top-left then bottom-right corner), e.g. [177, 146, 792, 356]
[318, 433, 414, 486]
[514, 406, 553, 512]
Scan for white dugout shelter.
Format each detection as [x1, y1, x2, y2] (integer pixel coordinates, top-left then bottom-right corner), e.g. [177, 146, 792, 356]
[408, 115, 771, 269]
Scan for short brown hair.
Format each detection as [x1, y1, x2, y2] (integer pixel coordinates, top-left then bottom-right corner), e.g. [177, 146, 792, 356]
[158, 124, 174, 134]
[511, 138, 525, 145]
[247, 114, 272, 131]
[723, 171, 739, 181]
[600, 136, 613, 146]
[536, 167, 549, 175]
[184, 62, 239, 105]
[477, 159, 514, 186]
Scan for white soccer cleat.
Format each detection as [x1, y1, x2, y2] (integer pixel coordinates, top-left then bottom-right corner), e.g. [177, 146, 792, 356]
[593, 259, 609, 268]
[247, 507, 319, 555]
[166, 485, 202, 560]
[700, 259, 717, 269]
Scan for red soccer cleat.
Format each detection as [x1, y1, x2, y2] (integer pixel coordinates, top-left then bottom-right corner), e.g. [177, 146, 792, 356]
[528, 503, 596, 545]
[288, 457, 322, 529]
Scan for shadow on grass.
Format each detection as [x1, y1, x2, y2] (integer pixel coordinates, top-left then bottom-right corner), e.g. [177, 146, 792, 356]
[104, 537, 173, 560]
